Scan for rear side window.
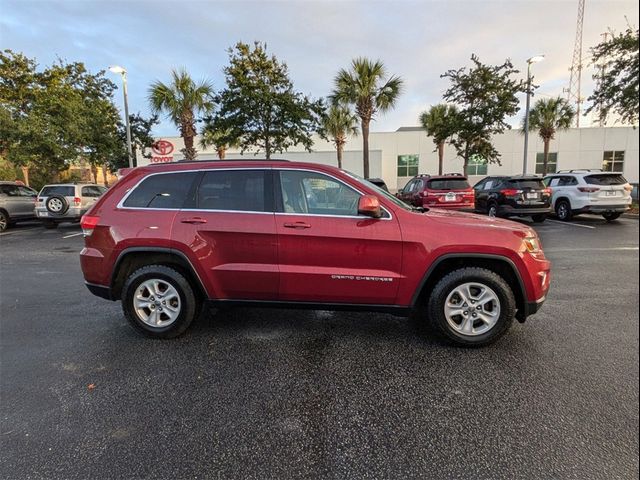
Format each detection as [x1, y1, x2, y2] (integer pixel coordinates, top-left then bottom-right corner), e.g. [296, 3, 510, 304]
[427, 179, 470, 190]
[507, 179, 545, 189]
[584, 174, 627, 185]
[40, 186, 75, 197]
[197, 170, 266, 212]
[123, 172, 198, 208]
[81, 185, 105, 197]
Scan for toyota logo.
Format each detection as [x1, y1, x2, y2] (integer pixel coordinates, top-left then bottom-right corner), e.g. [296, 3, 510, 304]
[152, 140, 174, 156]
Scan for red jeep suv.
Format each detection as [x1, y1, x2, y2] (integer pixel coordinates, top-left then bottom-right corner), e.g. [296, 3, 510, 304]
[80, 160, 550, 347]
[397, 174, 475, 210]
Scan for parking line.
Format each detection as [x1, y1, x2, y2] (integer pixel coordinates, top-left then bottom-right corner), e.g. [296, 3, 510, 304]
[62, 232, 84, 239]
[546, 219, 596, 229]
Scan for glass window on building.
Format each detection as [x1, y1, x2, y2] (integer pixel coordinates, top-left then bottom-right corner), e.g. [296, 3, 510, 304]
[602, 151, 625, 172]
[535, 152, 558, 174]
[397, 155, 419, 177]
[467, 155, 488, 176]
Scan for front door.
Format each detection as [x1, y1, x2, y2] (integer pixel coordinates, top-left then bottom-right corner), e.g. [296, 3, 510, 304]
[172, 169, 279, 300]
[275, 169, 403, 305]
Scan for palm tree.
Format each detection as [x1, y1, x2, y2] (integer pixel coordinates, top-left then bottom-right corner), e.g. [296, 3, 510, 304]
[524, 97, 575, 175]
[419, 104, 459, 175]
[148, 69, 214, 161]
[200, 128, 235, 160]
[319, 104, 359, 169]
[331, 58, 403, 178]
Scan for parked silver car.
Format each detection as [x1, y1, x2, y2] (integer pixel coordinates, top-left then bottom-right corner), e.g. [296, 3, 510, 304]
[36, 183, 107, 229]
[0, 181, 38, 232]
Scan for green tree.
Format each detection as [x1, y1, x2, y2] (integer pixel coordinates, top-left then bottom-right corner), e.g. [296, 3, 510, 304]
[587, 27, 639, 126]
[200, 120, 238, 160]
[148, 69, 214, 161]
[523, 97, 575, 175]
[318, 104, 359, 169]
[331, 58, 403, 178]
[419, 104, 459, 175]
[442, 55, 527, 175]
[213, 41, 323, 160]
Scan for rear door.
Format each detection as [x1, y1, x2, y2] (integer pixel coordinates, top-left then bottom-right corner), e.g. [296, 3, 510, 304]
[171, 168, 279, 300]
[275, 169, 402, 305]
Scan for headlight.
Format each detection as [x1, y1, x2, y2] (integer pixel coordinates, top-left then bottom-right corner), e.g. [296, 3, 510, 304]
[523, 236, 540, 253]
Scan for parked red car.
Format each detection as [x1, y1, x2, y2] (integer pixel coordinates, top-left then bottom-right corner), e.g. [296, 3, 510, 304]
[396, 173, 475, 210]
[80, 161, 550, 347]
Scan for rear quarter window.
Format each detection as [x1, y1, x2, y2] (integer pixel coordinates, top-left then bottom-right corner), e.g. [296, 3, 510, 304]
[427, 179, 471, 190]
[584, 174, 627, 185]
[123, 172, 198, 208]
[40, 186, 75, 197]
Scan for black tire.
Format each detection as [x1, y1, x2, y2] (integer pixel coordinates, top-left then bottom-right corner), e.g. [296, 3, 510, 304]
[0, 210, 8, 232]
[46, 195, 69, 215]
[43, 220, 58, 229]
[531, 214, 547, 223]
[424, 267, 516, 347]
[121, 265, 198, 338]
[602, 212, 622, 222]
[555, 200, 572, 221]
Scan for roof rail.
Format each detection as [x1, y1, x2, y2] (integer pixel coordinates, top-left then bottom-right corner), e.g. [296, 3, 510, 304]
[556, 169, 603, 173]
[444, 172, 465, 176]
[147, 158, 291, 166]
[416, 173, 431, 178]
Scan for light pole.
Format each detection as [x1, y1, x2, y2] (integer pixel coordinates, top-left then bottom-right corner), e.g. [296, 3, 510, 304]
[522, 55, 545, 175]
[109, 65, 134, 168]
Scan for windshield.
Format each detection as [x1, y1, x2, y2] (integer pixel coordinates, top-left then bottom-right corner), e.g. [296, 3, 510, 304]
[344, 171, 415, 211]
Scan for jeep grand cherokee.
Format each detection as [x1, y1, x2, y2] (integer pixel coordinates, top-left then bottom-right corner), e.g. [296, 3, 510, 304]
[80, 160, 550, 347]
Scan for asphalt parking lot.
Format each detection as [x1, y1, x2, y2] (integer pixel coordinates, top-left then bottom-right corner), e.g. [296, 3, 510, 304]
[1, 216, 638, 479]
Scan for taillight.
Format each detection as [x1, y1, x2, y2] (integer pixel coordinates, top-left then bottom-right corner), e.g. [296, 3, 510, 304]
[73, 197, 82, 206]
[543, 188, 552, 195]
[500, 188, 522, 197]
[81, 214, 99, 237]
[578, 187, 600, 193]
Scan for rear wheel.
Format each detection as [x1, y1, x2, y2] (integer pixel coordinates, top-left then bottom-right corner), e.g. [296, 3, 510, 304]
[0, 210, 8, 232]
[602, 212, 622, 222]
[425, 267, 516, 347]
[122, 265, 198, 338]
[487, 203, 498, 218]
[531, 214, 547, 223]
[555, 200, 572, 221]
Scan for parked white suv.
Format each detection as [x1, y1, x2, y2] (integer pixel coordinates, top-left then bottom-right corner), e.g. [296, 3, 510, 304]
[543, 170, 633, 222]
[36, 183, 107, 228]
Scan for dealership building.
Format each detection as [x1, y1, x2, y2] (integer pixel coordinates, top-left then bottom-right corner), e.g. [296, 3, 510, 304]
[140, 126, 639, 192]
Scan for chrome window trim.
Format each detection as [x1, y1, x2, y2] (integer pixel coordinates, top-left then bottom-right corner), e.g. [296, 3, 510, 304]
[276, 167, 393, 221]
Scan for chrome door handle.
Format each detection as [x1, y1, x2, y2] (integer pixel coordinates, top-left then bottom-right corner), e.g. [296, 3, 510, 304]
[180, 217, 207, 225]
[283, 222, 311, 229]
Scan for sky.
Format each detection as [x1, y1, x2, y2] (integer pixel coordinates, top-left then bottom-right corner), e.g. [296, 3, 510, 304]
[1, 0, 638, 137]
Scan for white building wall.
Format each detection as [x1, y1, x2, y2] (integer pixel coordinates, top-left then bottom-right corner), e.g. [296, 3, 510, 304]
[139, 126, 639, 191]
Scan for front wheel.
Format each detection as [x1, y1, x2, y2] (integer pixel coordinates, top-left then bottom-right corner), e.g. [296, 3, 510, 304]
[602, 212, 622, 222]
[121, 265, 198, 338]
[425, 267, 516, 347]
[0, 211, 8, 232]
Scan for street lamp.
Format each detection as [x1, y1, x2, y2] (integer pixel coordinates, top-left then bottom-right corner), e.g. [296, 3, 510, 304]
[108, 65, 134, 168]
[522, 55, 545, 175]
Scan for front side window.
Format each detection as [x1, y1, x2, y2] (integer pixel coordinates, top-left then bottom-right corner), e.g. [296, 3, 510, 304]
[467, 155, 488, 176]
[279, 170, 360, 216]
[197, 170, 266, 212]
[602, 151, 624, 172]
[17, 186, 37, 197]
[123, 172, 198, 209]
[0, 185, 20, 196]
[535, 152, 558, 174]
[397, 155, 419, 177]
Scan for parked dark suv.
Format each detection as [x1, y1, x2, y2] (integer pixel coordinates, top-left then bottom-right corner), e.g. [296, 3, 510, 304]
[474, 176, 552, 222]
[397, 173, 474, 210]
[80, 160, 551, 347]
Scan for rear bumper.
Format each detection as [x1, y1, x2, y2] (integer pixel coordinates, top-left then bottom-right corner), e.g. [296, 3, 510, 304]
[425, 202, 475, 210]
[85, 282, 113, 300]
[498, 205, 552, 216]
[36, 207, 86, 220]
[575, 204, 630, 214]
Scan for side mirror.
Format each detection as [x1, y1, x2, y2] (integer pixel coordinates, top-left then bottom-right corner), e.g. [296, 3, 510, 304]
[358, 195, 382, 218]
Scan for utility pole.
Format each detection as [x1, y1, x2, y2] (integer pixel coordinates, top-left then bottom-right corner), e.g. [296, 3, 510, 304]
[566, 0, 586, 127]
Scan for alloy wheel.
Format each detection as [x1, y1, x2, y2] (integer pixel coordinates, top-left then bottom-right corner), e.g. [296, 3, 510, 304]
[133, 279, 182, 328]
[444, 282, 501, 336]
